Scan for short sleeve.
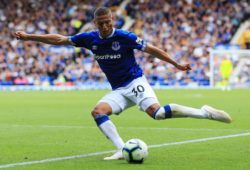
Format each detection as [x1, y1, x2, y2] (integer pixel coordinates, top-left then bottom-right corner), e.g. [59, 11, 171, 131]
[126, 32, 147, 51]
[68, 32, 92, 49]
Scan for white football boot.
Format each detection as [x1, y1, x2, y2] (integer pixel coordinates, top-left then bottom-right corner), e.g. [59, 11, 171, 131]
[201, 105, 232, 123]
[104, 149, 123, 160]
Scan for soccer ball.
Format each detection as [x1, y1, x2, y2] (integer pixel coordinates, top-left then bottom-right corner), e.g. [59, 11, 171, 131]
[122, 139, 148, 163]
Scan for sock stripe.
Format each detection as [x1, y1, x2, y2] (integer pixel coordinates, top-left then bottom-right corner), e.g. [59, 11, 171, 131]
[152, 107, 161, 119]
[95, 115, 109, 126]
[164, 105, 172, 118]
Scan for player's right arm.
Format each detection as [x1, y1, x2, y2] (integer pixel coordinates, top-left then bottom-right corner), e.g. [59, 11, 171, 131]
[13, 31, 73, 45]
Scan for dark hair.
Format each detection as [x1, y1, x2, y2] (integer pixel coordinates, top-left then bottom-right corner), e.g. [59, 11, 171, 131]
[94, 7, 111, 18]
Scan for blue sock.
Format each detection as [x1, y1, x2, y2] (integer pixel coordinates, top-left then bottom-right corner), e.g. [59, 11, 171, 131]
[163, 105, 172, 118]
[153, 104, 172, 119]
[95, 114, 109, 126]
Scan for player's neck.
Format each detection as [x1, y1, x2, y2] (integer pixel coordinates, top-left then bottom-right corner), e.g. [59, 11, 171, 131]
[99, 28, 115, 39]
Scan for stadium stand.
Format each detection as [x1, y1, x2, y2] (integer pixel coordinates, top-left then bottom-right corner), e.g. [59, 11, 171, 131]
[0, 0, 249, 88]
[126, 0, 250, 86]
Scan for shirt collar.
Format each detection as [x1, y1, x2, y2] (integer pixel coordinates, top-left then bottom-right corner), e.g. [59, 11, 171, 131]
[98, 28, 115, 39]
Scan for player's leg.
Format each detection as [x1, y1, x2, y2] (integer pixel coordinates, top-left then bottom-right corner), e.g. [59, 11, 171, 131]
[143, 102, 232, 123]
[91, 102, 124, 152]
[92, 90, 134, 160]
[131, 76, 232, 123]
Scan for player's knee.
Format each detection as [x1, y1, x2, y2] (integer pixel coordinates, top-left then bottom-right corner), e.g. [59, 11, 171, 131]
[91, 108, 99, 118]
[145, 104, 161, 119]
[91, 108, 104, 118]
[91, 104, 112, 118]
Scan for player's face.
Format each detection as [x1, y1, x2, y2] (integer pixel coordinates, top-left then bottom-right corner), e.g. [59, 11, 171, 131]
[94, 13, 113, 38]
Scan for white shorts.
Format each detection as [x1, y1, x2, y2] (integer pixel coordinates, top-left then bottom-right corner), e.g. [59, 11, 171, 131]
[97, 76, 159, 114]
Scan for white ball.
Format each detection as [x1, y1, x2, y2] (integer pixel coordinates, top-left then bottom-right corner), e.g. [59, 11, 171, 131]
[122, 139, 148, 163]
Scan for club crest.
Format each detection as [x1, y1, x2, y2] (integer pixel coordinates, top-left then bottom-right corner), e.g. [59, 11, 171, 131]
[112, 41, 120, 51]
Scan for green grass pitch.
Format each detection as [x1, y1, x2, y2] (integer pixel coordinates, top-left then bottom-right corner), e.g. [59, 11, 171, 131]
[0, 89, 250, 170]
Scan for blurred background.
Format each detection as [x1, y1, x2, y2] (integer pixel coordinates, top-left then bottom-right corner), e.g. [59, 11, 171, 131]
[0, 0, 250, 90]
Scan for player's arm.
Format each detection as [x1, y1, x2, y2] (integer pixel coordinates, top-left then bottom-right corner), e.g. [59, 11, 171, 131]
[144, 43, 191, 71]
[13, 31, 73, 45]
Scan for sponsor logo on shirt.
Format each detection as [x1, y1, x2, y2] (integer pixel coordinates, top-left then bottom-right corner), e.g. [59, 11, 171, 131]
[94, 54, 121, 60]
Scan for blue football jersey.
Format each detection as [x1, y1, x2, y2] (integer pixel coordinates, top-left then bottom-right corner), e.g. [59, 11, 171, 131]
[69, 28, 147, 89]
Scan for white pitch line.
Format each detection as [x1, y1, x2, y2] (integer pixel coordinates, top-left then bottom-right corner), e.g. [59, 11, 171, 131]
[0, 124, 249, 132]
[0, 150, 115, 169]
[0, 132, 250, 169]
[149, 132, 250, 148]
[125, 127, 249, 132]
[0, 124, 94, 129]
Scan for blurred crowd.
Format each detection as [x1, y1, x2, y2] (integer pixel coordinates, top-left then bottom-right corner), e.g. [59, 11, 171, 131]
[0, 0, 123, 86]
[127, 0, 250, 86]
[0, 0, 249, 87]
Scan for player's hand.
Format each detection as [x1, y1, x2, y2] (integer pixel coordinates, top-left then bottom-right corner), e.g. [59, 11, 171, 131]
[175, 63, 191, 71]
[13, 31, 29, 41]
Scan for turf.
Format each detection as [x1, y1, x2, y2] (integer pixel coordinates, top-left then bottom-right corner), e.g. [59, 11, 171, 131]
[0, 89, 249, 170]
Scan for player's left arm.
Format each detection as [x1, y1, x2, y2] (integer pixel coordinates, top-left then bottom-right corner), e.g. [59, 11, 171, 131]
[144, 43, 191, 71]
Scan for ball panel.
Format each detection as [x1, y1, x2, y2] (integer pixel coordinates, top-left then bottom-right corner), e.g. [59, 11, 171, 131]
[122, 138, 148, 164]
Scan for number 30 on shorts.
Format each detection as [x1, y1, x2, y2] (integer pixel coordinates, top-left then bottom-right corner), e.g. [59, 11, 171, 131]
[132, 85, 145, 97]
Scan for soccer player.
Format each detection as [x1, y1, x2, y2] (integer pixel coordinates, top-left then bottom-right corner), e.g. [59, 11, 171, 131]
[219, 57, 233, 90]
[14, 7, 232, 160]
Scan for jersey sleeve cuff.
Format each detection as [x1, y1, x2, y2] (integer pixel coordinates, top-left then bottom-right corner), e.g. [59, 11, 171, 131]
[68, 36, 76, 46]
[141, 41, 147, 51]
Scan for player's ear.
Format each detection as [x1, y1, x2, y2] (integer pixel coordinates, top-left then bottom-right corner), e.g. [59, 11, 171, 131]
[110, 14, 115, 26]
[111, 13, 115, 20]
[93, 18, 98, 27]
